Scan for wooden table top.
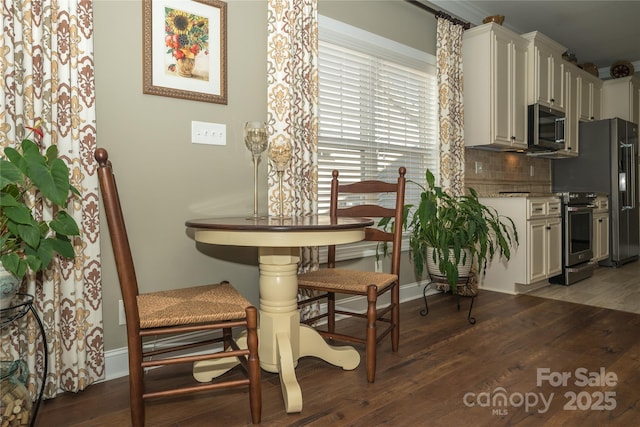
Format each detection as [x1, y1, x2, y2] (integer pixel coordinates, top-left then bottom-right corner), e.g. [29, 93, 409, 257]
[185, 215, 374, 232]
[185, 215, 375, 248]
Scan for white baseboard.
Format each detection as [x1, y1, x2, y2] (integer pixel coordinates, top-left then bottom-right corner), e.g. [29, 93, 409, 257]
[103, 280, 435, 382]
[104, 346, 130, 381]
[516, 280, 551, 294]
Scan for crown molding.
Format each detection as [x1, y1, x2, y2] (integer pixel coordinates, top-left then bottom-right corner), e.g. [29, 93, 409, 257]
[425, 0, 639, 80]
[425, 0, 493, 26]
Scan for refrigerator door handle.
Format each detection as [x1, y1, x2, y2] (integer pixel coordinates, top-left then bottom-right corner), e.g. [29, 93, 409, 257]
[631, 142, 636, 209]
[620, 141, 635, 209]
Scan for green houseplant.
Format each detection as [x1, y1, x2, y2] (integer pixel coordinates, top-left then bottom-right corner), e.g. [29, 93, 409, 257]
[1, 124, 80, 290]
[406, 169, 518, 293]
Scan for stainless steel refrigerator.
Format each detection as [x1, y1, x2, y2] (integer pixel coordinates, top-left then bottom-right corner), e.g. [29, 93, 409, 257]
[552, 118, 639, 267]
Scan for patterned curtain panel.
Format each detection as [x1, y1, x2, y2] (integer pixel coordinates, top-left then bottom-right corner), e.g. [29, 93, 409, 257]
[436, 17, 465, 196]
[266, 0, 319, 319]
[0, 1, 103, 398]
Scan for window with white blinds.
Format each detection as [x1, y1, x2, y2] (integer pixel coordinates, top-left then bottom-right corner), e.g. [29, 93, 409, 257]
[318, 16, 439, 221]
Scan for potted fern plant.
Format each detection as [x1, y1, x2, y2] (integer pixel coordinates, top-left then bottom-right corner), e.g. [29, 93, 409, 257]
[407, 169, 518, 294]
[1, 123, 80, 308]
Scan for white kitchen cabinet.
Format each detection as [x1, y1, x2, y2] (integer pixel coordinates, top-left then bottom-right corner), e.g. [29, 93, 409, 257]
[522, 31, 566, 112]
[528, 216, 562, 283]
[592, 195, 610, 262]
[577, 70, 602, 122]
[463, 23, 529, 150]
[477, 196, 562, 294]
[601, 76, 640, 125]
[561, 67, 579, 157]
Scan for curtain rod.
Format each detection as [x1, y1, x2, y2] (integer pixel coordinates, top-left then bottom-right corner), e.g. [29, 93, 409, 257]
[405, 0, 472, 30]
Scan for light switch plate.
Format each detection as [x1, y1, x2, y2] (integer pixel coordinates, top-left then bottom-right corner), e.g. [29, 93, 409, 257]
[192, 121, 226, 145]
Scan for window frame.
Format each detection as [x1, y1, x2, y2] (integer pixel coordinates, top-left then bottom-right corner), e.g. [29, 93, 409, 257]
[317, 16, 439, 262]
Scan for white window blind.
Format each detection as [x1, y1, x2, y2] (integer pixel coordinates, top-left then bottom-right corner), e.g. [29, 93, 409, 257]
[318, 16, 439, 218]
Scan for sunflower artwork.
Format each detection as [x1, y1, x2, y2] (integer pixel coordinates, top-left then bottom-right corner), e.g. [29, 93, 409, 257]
[164, 7, 209, 79]
[144, 0, 226, 104]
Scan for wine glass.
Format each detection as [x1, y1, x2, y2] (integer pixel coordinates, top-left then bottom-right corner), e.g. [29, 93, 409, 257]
[244, 121, 268, 217]
[268, 138, 293, 219]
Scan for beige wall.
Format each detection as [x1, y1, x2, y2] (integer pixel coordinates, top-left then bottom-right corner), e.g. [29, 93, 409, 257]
[94, 0, 436, 351]
[320, 0, 437, 51]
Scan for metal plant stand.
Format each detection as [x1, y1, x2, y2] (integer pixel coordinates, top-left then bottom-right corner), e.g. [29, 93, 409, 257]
[421, 276, 476, 324]
[1, 294, 48, 427]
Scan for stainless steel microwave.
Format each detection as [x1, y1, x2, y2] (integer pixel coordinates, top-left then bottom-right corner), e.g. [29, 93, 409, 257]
[527, 104, 566, 151]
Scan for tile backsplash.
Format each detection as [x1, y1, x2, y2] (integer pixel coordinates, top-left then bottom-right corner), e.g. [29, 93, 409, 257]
[464, 148, 552, 195]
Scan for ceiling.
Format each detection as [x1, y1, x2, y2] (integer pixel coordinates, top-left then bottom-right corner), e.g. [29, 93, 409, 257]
[427, 0, 640, 79]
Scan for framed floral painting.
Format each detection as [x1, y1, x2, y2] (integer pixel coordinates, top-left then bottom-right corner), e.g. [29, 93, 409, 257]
[143, 0, 227, 104]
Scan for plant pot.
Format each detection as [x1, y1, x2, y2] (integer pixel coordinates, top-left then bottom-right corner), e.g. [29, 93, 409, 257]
[0, 266, 21, 310]
[425, 246, 472, 282]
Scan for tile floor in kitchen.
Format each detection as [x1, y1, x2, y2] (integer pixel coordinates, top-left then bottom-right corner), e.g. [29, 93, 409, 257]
[529, 260, 640, 315]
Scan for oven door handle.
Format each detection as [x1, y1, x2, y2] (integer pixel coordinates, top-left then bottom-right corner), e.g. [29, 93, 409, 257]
[567, 205, 595, 212]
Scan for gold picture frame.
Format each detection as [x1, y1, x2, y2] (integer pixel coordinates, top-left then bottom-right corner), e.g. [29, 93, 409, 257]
[143, 0, 227, 104]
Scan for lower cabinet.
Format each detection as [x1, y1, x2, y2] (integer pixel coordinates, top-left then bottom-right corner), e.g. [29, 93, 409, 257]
[528, 217, 562, 283]
[592, 195, 610, 262]
[477, 196, 562, 294]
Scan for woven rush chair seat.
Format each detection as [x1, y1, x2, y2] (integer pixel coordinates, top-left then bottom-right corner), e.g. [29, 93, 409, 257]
[298, 167, 406, 383]
[297, 269, 398, 294]
[137, 282, 251, 328]
[94, 148, 261, 426]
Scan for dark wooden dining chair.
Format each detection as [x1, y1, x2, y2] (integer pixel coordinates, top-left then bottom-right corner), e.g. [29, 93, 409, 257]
[94, 148, 261, 426]
[297, 167, 406, 383]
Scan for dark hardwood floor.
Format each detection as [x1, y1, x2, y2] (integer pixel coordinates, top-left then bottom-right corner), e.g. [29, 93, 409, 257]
[36, 291, 640, 426]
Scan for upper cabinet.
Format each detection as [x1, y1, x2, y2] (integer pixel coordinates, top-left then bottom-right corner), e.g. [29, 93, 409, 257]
[601, 76, 640, 125]
[463, 25, 609, 156]
[563, 67, 579, 156]
[555, 65, 603, 158]
[577, 71, 602, 122]
[521, 32, 566, 112]
[463, 23, 529, 150]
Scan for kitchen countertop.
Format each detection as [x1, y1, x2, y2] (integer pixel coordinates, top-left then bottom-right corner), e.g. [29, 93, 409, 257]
[480, 192, 561, 198]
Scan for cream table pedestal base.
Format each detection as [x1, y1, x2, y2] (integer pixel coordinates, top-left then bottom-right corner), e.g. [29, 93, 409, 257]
[258, 247, 360, 412]
[193, 246, 360, 413]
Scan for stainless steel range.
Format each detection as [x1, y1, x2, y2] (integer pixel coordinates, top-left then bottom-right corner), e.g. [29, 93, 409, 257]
[549, 192, 597, 285]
